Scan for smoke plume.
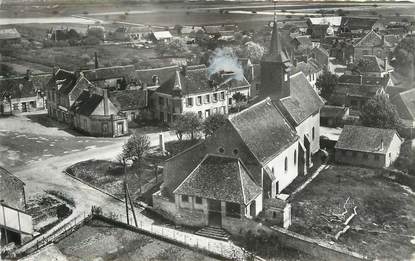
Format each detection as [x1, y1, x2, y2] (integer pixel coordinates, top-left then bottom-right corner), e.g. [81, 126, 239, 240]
[207, 47, 244, 81]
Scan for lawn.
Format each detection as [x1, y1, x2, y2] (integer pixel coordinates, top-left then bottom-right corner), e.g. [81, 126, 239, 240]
[290, 165, 415, 260]
[66, 158, 162, 201]
[57, 218, 219, 261]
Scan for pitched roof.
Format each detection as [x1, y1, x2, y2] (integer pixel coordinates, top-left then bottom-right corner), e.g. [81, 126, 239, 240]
[0, 28, 21, 40]
[109, 89, 147, 111]
[308, 17, 342, 26]
[294, 35, 313, 47]
[340, 17, 377, 31]
[82, 65, 136, 82]
[229, 98, 298, 164]
[0, 74, 50, 99]
[338, 74, 390, 86]
[279, 72, 325, 125]
[353, 30, 390, 48]
[390, 88, 415, 121]
[152, 31, 173, 40]
[320, 105, 349, 118]
[290, 59, 322, 76]
[135, 65, 179, 86]
[335, 125, 400, 154]
[156, 65, 249, 96]
[0, 167, 25, 210]
[174, 154, 261, 205]
[71, 90, 103, 116]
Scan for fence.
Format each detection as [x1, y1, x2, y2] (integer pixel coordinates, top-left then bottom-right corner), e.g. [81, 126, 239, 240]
[97, 210, 259, 261]
[10, 212, 92, 258]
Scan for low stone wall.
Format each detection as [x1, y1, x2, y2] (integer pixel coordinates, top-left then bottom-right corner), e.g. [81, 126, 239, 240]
[271, 226, 368, 261]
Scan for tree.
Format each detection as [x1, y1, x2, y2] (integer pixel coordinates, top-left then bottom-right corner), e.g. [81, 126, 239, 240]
[155, 38, 190, 57]
[316, 69, 338, 100]
[360, 92, 401, 130]
[171, 112, 201, 140]
[392, 37, 415, 79]
[241, 41, 265, 63]
[203, 113, 227, 137]
[122, 134, 150, 193]
[232, 92, 247, 112]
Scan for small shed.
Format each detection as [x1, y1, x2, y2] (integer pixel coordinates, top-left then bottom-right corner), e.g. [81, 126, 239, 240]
[150, 31, 173, 43]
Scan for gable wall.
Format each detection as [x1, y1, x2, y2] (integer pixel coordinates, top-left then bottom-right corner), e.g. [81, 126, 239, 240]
[295, 111, 321, 154]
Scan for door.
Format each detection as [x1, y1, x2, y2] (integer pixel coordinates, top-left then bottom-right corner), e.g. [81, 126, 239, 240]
[275, 181, 279, 196]
[21, 102, 27, 112]
[117, 122, 124, 135]
[207, 199, 222, 227]
[304, 135, 311, 171]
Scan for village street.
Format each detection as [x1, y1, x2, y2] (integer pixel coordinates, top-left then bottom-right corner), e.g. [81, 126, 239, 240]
[1, 112, 176, 222]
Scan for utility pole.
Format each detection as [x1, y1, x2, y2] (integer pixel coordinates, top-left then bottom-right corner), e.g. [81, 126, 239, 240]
[123, 158, 129, 225]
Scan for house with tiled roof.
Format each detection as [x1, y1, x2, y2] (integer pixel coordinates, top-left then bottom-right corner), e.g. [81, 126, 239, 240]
[353, 30, 395, 61]
[152, 65, 251, 123]
[390, 88, 415, 128]
[339, 17, 377, 34]
[0, 28, 21, 46]
[154, 98, 298, 231]
[109, 89, 148, 122]
[71, 89, 128, 137]
[0, 70, 50, 115]
[290, 58, 323, 88]
[347, 55, 393, 77]
[335, 125, 402, 168]
[330, 74, 393, 111]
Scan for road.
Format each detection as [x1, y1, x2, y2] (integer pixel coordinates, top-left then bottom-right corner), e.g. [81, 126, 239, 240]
[10, 131, 176, 222]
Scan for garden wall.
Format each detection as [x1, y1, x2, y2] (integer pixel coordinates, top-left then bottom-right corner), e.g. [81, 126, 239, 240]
[270, 226, 368, 261]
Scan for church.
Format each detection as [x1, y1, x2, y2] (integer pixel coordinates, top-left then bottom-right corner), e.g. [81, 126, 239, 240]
[152, 16, 324, 234]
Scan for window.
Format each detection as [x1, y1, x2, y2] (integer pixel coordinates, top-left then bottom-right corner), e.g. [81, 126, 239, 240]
[197, 96, 202, 105]
[221, 106, 226, 114]
[218, 147, 225, 153]
[294, 150, 297, 165]
[12, 103, 18, 110]
[186, 97, 193, 107]
[205, 109, 210, 118]
[271, 167, 275, 174]
[131, 112, 135, 119]
[195, 197, 202, 204]
[228, 98, 232, 105]
[233, 149, 239, 155]
[158, 97, 164, 106]
[205, 94, 210, 103]
[284, 157, 288, 172]
[312, 127, 315, 140]
[102, 123, 108, 133]
[273, 212, 277, 219]
[197, 111, 202, 119]
[213, 107, 218, 114]
[375, 155, 380, 161]
[220, 92, 225, 100]
[225, 202, 241, 218]
[167, 113, 171, 122]
[213, 93, 218, 102]
[181, 195, 189, 202]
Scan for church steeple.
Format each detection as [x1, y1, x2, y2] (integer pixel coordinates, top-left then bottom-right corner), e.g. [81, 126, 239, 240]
[258, 0, 292, 101]
[269, 1, 283, 60]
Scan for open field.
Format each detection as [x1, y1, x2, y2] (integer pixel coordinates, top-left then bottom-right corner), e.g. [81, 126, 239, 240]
[57, 218, 219, 261]
[290, 165, 415, 261]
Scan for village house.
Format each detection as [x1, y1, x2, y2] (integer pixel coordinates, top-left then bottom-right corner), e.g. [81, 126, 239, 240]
[152, 64, 251, 123]
[329, 74, 393, 111]
[346, 55, 393, 77]
[154, 98, 299, 233]
[108, 89, 148, 122]
[353, 30, 396, 61]
[0, 28, 21, 47]
[320, 105, 350, 127]
[0, 167, 33, 247]
[339, 17, 377, 35]
[290, 58, 323, 88]
[71, 88, 128, 137]
[0, 70, 50, 115]
[150, 31, 173, 43]
[306, 16, 342, 39]
[135, 65, 179, 90]
[390, 88, 415, 128]
[335, 125, 402, 168]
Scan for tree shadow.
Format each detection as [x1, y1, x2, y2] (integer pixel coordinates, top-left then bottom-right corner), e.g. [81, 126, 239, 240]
[25, 113, 84, 137]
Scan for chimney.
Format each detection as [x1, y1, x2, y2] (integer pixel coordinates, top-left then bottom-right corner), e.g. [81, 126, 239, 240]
[94, 52, 99, 69]
[26, 69, 32, 81]
[103, 89, 109, 116]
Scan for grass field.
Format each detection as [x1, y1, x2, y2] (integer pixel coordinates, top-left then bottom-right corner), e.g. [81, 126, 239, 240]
[290, 165, 415, 261]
